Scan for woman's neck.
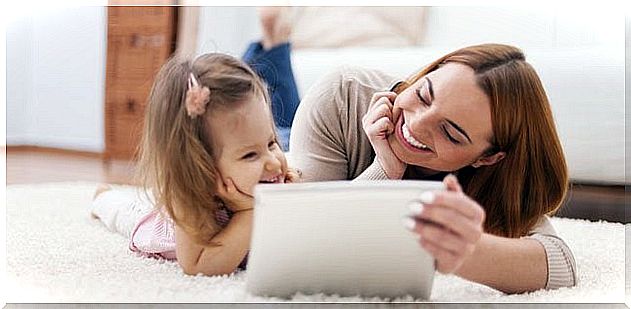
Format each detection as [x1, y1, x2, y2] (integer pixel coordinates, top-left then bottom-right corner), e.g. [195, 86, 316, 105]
[403, 165, 445, 180]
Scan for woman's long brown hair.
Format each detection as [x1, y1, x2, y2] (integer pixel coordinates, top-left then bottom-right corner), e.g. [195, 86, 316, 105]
[136, 53, 269, 245]
[395, 44, 569, 238]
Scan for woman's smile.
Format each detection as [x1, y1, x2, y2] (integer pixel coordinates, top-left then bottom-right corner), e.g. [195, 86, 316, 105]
[393, 114, 436, 158]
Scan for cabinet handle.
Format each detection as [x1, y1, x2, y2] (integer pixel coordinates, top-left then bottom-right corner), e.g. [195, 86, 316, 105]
[126, 98, 136, 113]
[130, 33, 165, 48]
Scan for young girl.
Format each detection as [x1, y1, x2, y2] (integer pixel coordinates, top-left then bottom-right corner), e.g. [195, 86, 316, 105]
[91, 53, 300, 276]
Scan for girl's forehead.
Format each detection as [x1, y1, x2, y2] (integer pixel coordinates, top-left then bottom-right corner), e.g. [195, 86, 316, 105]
[206, 97, 274, 148]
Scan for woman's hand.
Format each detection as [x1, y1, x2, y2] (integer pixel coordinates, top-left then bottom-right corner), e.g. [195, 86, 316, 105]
[215, 176, 254, 212]
[406, 174, 486, 274]
[362, 92, 406, 179]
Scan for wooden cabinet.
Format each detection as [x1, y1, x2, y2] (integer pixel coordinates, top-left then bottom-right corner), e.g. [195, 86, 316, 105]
[104, 6, 177, 160]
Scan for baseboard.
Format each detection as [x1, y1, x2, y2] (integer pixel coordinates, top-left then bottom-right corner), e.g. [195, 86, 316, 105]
[7, 145, 103, 158]
[556, 183, 627, 223]
[6, 134, 104, 153]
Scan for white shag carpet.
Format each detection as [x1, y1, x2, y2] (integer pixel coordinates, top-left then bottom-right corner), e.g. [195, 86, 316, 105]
[5, 182, 629, 303]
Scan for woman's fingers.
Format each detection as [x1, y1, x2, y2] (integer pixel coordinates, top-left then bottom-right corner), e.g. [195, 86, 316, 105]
[363, 98, 394, 127]
[414, 221, 468, 254]
[410, 204, 482, 244]
[405, 177, 485, 274]
[443, 173, 463, 193]
[392, 105, 402, 124]
[418, 235, 467, 274]
[370, 92, 397, 108]
[362, 91, 406, 179]
[365, 117, 394, 138]
[420, 190, 485, 222]
[406, 206, 479, 274]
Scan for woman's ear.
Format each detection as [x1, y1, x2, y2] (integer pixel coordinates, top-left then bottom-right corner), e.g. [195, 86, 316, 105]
[471, 151, 506, 168]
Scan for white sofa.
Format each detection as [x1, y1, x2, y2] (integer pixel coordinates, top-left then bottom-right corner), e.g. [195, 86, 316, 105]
[290, 46, 626, 185]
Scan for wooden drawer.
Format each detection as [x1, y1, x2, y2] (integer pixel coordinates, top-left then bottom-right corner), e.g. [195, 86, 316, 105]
[104, 6, 176, 161]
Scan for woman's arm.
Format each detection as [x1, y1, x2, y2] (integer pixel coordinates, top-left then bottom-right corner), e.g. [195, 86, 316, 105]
[456, 231, 577, 293]
[288, 68, 352, 182]
[175, 211, 252, 276]
[456, 233, 548, 293]
[407, 175, 577, 293]
[289, 66, 400, 181]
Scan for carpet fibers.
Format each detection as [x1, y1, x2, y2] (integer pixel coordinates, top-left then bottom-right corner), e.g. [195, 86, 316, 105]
[6, 182, 628, 303]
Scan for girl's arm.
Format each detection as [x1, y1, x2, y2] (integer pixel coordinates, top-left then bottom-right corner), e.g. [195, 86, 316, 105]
[176, 176, 255, 276]
[175, 210, 252, 276]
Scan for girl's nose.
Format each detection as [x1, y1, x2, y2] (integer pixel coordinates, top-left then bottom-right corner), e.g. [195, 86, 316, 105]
[264, 153, 282, 171]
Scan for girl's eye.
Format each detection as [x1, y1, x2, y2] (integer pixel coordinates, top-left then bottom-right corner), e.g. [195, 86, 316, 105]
[268, 140, 277, 149]
[242, 152, 258, 160]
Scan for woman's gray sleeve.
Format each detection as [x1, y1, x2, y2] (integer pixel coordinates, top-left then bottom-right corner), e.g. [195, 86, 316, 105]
[527, 216, 578, 289]
[353, 160, 390, 181]
[288, 68, 351, 182]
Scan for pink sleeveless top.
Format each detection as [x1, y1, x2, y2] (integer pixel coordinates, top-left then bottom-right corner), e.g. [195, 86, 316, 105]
[129, 206, 247, 267]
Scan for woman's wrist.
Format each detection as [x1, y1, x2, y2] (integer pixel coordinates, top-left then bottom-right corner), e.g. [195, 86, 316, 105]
[377, 156, 405, 179]
[454, 233, 549, 293]
[454, 232, 490, 278]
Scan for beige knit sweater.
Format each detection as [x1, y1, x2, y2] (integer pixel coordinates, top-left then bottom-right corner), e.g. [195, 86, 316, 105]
[288, 65, 577, 290]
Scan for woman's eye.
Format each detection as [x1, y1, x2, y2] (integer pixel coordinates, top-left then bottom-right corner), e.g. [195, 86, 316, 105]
[242, 152, 258, 160]
[268, 140, 277, 149]
[416, 88, 430, 106]
[442, 127, 461, 145]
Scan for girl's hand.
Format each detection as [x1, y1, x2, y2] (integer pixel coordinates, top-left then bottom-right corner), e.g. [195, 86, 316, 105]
[284, 167, 303, 183]
[216, 176, 254, 212]
[406, 174, 485, 274]
[362, 92, 406, 179]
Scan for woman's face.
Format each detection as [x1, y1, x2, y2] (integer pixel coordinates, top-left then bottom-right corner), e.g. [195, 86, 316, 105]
[388, 63, 497, 172]
[208, 95, 288, 196]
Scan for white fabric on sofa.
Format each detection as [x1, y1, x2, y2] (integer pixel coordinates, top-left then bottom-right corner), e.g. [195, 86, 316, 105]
[291, 46, 625, 184]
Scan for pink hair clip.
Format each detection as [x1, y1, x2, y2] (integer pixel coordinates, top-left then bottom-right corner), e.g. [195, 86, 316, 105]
[185, 73, 210, 119]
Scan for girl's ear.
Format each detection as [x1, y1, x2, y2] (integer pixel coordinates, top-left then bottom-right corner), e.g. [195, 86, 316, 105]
[471, 151, 506, 168]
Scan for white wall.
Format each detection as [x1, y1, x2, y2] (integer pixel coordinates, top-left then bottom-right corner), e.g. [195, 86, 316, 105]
[6, 5, 625, 163]
[6, 7, 106, 152]
[422, 6, 622, 49]
[196, 7, 260, 57]
[626, 16, 630, 184]
[6, 17, 34, 142]
[195, 6, 624, 57]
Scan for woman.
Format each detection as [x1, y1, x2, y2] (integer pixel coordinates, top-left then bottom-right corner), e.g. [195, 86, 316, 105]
[288, 44, 576, 293]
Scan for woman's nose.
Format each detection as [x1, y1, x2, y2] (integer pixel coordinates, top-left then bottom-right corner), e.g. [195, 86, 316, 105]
[407, 108, 435, 138]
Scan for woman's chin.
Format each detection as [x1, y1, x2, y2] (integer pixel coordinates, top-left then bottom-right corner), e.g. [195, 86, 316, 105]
[388, 129, 431, 168]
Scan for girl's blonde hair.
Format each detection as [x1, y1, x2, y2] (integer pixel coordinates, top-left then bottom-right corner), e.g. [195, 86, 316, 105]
[394, 44, 569, 238]
[137, 53, 270, 245]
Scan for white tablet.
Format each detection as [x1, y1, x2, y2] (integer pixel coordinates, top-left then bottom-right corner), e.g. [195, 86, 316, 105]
[246, 180, 443, 299]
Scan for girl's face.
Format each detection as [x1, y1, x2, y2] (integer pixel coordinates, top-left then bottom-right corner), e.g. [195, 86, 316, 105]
[207, 94, 288, 196]
[388, 63, 499, 173]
